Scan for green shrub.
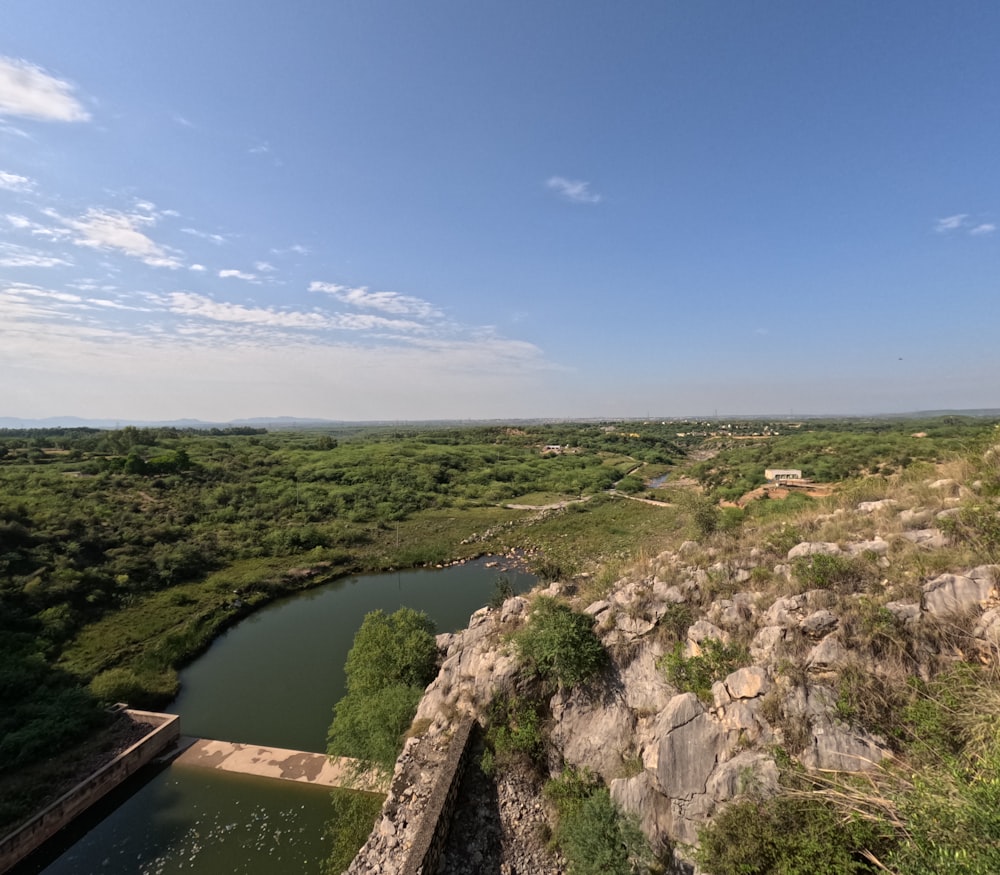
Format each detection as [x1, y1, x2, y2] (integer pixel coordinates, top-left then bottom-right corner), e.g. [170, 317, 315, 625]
[89, 667, 144, 705]
[323, 789, 384, 875]
[658, 638, 750, 702]
[695, 795, 875, 875]
[544, 768, 654, 875]
[514, 597, 607, 689]
[327, 608, 438, 771]
[792, 553, 872, 593]
[483, 692, 545, 771]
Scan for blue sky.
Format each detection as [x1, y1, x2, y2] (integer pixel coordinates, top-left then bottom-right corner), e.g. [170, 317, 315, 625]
[1, 1, 997, 421]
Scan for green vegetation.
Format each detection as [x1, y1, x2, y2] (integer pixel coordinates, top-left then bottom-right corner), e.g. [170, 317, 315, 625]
[658, 638, 751, 702]
[326, 607, 438, 772]
[2, 415, 998, 837]
[324, 789, 385, 875]
[513, 596, 608, 689]
[544, 767, 655, 875]
[481, 692, 546, 775]
[696, 794, 873, 875]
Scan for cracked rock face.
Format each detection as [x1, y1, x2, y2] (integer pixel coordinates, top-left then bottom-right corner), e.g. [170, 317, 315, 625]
[369, 487, 999, 874]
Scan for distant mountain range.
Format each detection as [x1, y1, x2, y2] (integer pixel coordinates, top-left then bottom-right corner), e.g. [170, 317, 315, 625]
[1, 410, 999, 431]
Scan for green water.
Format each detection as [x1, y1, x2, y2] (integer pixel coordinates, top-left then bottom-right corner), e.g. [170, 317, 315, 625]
[29, 558, 534, 875]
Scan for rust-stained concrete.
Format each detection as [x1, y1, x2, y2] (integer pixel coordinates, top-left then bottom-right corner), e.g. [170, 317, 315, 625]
[174, 738, 387, 794]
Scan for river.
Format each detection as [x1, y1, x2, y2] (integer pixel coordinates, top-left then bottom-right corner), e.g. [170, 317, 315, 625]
[23, 558, 535, 875]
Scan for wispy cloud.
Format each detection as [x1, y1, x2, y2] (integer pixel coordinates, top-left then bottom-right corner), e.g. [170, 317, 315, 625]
[0, 243, 72, 268]
[309, 281, 443, 319]
[158, 290, 426, 335]
[189, 263, 207, 272]
[0, 56, 91, 122]
[49, 207, 183, 268]
[182, 227, 229, 245]
[935, 213, 995, 236]
[0, 170, 33, 192]
[218, 268, 258, 282]
[546, 176, 602, 204]
[254, 261, 275, 272]
[935, 214, 967, 232]
[166, 291, 327, 329]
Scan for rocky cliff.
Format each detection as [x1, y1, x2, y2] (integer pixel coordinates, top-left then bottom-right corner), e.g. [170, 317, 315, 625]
[360, 456, 1000, 873]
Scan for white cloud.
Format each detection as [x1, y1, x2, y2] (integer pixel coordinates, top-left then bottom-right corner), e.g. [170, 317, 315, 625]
[0, 56, 90, 122]
[935, 214, 996, 236]
[935, 214, 967, 232]
[0, 243, 72, 268]
[51, 207, 183, 268]
[218, 269, 258, 282]
[166, 291, 327, 329]
[254, 261, 275, 272]
[6, 212, 72, 240]
[189, 263, 207, 272]
[0, 170, 33, 191]
[309, 281, 442, 319]
[182, 227, 228, 245]
[546, 176, 602, 204]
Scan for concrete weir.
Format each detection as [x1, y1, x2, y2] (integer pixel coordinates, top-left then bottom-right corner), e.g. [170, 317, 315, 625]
[175, 738, 388, 794]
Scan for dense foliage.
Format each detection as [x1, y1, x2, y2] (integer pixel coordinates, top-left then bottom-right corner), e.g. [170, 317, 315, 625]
[326, 608, 438, 771]
[544, 767, 653, 875]
[514, 596, 608, 689]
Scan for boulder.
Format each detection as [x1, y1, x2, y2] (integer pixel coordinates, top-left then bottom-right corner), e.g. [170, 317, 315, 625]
[857, 499, 898, 514]
[706, 751, 779, 802]
[807, 633, 848, 670]
[800, 609, 839, 638]
[653, 694, 728, 799]
[788, 542, 842, 560]
[900, 529, 949, 549]
[724, 666, 769, 700]
[549, 686, 637, 782]
[923, 567, 995, 615]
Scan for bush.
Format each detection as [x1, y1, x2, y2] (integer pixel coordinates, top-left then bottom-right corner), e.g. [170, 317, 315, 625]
[659, 638, 750, 702]
[483, 692, 545, 772]
[327, 608, 438, 771]
[514, 597, 607, 689]
[695, 795, 874, 875]
[545, 768, 654, 875]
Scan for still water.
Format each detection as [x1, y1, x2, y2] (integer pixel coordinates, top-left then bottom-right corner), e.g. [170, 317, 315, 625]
[30, 558, 534, 875]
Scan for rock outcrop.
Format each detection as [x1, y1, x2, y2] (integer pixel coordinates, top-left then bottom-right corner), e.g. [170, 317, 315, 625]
[359, 472, 1000, 873]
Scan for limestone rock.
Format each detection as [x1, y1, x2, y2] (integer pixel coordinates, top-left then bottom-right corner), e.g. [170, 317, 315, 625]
[807, 633, 848, 670]
[923, 567, 995, 615]
[706, 751, 779, 802]
[800, 609, 839, 639]
[724, 666, 769, 700]
[653, 694, 728, 800]
[857, 499, 898, 513]
[750, 625, 786, 663]
[844, 538, 890, 557]
[788, 542, 842, 559]
[900, 528, 949, 549]
[548, 686, 637, 782]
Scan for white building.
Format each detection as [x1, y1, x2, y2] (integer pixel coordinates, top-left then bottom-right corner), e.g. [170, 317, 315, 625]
[765, 468, 802, 482]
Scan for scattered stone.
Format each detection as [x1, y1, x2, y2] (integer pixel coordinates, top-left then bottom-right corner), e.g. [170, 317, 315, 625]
[787, 541, 841, 559]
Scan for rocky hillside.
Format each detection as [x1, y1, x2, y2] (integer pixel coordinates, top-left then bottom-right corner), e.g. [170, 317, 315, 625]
[367, 445, 1000, 874]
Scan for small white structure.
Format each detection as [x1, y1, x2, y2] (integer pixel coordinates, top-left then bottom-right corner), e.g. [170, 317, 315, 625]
[765, 468, 802, 482]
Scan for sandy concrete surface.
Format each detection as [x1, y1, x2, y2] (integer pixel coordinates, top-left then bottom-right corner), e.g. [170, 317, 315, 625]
[174, 738, 387, 793]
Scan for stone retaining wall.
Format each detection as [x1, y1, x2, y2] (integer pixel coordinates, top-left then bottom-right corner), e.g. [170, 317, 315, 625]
[0, 709, 180, 874]
[346, 716, 477, 875]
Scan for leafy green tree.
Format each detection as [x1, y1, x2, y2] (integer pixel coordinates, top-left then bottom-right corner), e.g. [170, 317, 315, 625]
[327, 608, 438, 771]
[514, 597, 607, 689]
